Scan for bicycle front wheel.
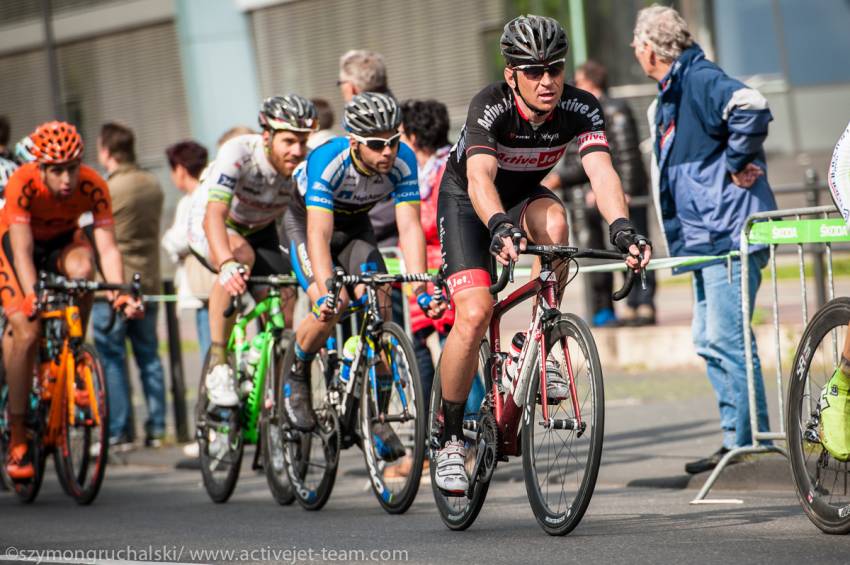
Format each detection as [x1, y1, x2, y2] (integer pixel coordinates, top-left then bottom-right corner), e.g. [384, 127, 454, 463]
[522, 313, 603, 536]
[55, 344, 109, 505]
[360, 322, 425, 514]
[788, 297, 850, 534]
[196, 349, 243, 503]
[261, 330, 295, 505]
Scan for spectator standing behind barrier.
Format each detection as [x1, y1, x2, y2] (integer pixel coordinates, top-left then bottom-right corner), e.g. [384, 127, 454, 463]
[338, 50, 398, 247]
[544, 61, 657, 326]
[307, 98, 335, 151]
[0, 115, 14, 161]
[161, 141, 213, 360]
[0, 117, 17, 202]
[632, 6, 777, 474]
[94, 123, 167, 450]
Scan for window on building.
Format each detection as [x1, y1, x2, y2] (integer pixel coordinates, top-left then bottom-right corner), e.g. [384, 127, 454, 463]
[779, 0, 850, 86]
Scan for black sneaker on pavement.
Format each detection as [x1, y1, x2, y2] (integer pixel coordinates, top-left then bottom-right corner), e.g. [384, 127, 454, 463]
[283, 359, 317, 432]
[684, 447, 737, 474]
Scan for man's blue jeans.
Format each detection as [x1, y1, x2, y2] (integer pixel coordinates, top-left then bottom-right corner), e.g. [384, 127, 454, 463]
[692, 249, 771, 449]
[93, 301, 166, 440]
[195, 305, 211, 362]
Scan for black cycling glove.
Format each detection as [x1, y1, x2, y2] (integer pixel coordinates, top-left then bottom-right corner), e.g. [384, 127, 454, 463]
[488, 213, 525, 256]
[609, 218, 651, 256]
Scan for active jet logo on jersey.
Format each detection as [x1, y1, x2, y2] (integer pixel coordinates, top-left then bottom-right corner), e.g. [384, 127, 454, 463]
[217, 174, 237, 189]
[576, 131, 609, 153]
[559, 98, 604, 128]
[495, 143, 567, 171]
[476, 97, 511, 130]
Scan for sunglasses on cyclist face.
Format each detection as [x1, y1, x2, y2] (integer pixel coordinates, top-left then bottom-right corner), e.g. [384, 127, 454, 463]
[351, 132, 401, 151]
[515, 58, 567, 81]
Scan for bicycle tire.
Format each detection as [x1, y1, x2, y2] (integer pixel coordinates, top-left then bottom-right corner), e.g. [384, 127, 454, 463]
[360, 321, 425, 514]
[429, 339, 491, 531]
[261, 330, 295, 506]
[522, 313, 603, 536]
[196, 349, 243, 503]
[788, 297, 850, 534]
[281, 341, 340, 511]
[0, 386, 45, 503]
[54, 345, 110, 505]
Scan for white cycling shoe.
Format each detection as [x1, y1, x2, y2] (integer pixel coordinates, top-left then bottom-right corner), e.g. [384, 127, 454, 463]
[205, 364, 239, 407]
[545, 359, 570, 402]
[434, 436, 468, 495]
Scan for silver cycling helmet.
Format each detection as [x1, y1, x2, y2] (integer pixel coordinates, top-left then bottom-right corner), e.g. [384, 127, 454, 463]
[343, 92, 401, 136]
[258, 94, 318, 133]
[500, 14, 569, 66]
[13, 136, 36, 164]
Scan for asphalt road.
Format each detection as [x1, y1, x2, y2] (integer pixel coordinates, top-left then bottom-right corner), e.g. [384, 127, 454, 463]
[1, 383, 846, 565]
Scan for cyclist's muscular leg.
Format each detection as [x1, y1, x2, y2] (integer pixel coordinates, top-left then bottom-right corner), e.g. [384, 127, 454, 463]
[59, 243, 96, 328]
[441, 287, 493, 402]
[523, 197, 570, 301]
[4, 312, 40, 447]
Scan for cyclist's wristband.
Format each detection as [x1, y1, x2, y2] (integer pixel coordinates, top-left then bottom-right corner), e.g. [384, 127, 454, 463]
[487, 213, 513, 236]
[311, 295, 329, 318]
[218, 257, 238, 271]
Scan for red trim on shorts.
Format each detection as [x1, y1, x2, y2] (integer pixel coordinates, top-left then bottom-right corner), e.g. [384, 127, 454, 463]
[447, 269, 492, 295]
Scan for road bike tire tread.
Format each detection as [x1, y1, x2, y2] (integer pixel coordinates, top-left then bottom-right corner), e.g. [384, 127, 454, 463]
[262, 330, 296, 506]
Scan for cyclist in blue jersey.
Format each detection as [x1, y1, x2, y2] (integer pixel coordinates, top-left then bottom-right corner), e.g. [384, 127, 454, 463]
[282, 92, 445, 444]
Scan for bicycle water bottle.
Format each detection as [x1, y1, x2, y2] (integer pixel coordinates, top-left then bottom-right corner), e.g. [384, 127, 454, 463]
[504, 331, 527, 390]
[240, 335, 265, 396]
[340, 336, 358, 384]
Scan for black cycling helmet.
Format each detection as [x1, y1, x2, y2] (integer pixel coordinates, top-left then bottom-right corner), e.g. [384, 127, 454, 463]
[500, 14, 569, 66]
[258, 94, 318, 132]
[343, 92, 401, 136]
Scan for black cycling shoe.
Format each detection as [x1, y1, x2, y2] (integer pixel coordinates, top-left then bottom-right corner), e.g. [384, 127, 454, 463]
[371, 422, 406, 462]
[283, 360, 317, 432]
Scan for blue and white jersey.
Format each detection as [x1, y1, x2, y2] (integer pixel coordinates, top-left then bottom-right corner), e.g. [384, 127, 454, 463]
[293, 137, 419, 216]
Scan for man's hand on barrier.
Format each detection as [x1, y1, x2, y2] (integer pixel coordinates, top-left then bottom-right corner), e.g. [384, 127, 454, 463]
[731, 163, 764, 189]
[610, 218, 652, 270]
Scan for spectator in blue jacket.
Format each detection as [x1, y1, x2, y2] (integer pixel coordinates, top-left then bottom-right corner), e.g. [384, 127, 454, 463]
[633, 5, 778, 474]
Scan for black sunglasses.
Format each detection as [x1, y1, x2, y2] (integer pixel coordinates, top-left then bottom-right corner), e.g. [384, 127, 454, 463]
[515, 58, 567, 81]
[352, 132, 401, 151]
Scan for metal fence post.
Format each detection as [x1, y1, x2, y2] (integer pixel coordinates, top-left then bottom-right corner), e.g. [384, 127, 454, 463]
[805, 168, 827, 308]
[162, 279, 189, 443]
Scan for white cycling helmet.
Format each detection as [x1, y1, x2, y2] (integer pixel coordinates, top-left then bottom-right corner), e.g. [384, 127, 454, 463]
[829, 121, 850, 226]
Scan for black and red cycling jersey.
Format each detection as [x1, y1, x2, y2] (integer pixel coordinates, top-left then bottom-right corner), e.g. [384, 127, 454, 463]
[442, 81, 610, 205]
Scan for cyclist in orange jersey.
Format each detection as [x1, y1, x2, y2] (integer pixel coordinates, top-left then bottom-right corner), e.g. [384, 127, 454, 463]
[2, 121, 142, 480]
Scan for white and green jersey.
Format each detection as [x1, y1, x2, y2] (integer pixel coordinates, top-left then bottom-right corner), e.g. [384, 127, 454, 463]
[829, 121, 850, 226]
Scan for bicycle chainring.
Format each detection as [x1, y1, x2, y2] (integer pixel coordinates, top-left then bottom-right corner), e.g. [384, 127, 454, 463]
[477, 411, 500, 484]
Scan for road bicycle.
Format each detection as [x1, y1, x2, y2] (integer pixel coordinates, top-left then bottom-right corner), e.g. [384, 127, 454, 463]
[282, 268, 432, 514]
[0, 272, 141, 504]
[788, 297, 850, 534]
[194, 274, 299, 504]
[429, 243, 641, 535]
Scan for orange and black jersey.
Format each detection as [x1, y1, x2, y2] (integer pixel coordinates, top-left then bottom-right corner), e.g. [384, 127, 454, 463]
[1, 163, 114, 241]
[443, 82, 610, 205]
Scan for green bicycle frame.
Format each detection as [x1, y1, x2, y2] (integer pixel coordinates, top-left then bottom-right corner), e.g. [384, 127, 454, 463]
[227, 293, 286, 445]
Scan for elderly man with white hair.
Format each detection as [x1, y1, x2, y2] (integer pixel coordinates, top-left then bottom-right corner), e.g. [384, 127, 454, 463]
[632, 5, 778, 474]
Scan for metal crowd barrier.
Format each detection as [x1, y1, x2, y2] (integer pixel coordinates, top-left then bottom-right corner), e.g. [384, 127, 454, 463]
[691, 205, 850, 504]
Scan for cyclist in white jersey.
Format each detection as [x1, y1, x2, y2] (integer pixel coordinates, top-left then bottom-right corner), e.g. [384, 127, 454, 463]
[821, 120, 850, 460]
[190, 94, 317, 407]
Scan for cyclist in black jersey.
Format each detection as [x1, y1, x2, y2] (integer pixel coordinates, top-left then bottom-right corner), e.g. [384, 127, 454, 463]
[433, 15, 652, 494]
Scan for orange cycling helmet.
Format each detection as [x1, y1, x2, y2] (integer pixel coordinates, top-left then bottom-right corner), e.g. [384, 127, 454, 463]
[30, 121, 84, 164]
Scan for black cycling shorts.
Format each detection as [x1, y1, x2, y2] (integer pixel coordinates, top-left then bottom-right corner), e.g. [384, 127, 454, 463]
[193, 222, 292, 277]
[437, 170, 562, 295]
[281, 205, 386, 292]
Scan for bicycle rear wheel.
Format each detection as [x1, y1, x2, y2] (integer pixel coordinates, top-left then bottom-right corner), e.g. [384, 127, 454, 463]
[55, 345, 109, 505]
[196, 349, 243, 503]
[788, 297, 850, 534]
[429, 339, 491, 530]
[281, 342, 340, 511]
[0, 385, 45, 503]
[522, 313, 603, 536]
[261, 330, 295, 505]
[360, 322, 425, 514]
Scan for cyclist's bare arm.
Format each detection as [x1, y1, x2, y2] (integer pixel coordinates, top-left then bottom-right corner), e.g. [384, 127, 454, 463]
[8, 223, 37, 298]
[395, 203, 429, 297]
[305, 207, 335, 301]
[204, 201, 235, 270]
[92, 225, 125, 285]
[468, 153, 521, 263]
[582, 151, 651, 268]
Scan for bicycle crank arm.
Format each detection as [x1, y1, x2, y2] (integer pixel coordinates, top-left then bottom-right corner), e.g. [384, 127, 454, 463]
[466, 437, 488, 499]
[370, 412, 412, 424]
